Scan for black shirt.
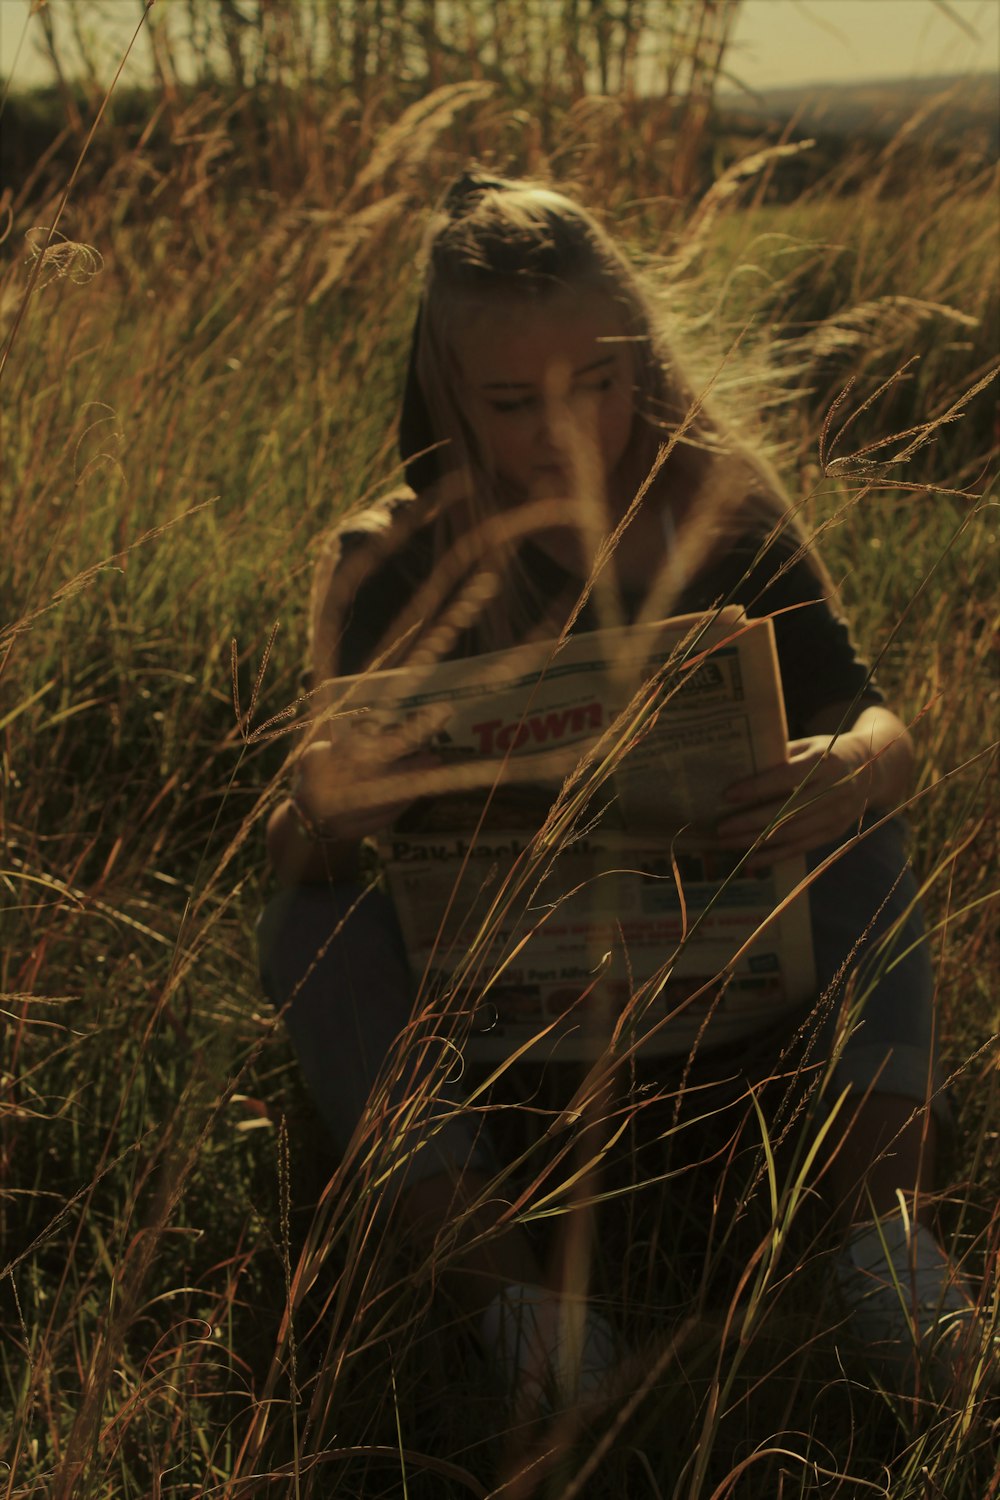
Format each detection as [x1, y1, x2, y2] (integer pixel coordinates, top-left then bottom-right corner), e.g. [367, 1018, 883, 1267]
[320, 492, 882, 740]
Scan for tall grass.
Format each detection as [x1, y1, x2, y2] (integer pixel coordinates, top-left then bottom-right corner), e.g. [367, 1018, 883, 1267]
[2, 14, 998, 1498]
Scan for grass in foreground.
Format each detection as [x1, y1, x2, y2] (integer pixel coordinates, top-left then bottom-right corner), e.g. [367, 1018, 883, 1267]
[1, 71, 998, 1500]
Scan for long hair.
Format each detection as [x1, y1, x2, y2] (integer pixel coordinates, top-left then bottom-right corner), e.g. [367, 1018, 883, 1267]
[317, 171, 831, 673]
[407, 171, 716, 492]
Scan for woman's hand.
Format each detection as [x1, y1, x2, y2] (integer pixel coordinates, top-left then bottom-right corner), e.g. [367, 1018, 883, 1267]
[293, 737, 440, 844]
[715, 732, 880, 864]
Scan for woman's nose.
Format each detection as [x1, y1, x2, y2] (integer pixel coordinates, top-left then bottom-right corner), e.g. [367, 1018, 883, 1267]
[535, 391, 584, 451]
[533, 404, 562, 452]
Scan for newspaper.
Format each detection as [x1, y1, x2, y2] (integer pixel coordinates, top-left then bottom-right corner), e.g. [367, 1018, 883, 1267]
[327, 606, 816, 1062]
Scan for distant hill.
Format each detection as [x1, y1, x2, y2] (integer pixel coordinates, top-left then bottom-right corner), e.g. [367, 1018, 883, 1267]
[718, 71, 998, 155]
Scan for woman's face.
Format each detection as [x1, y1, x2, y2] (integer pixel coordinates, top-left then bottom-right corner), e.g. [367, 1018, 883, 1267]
[449, 287, 636, 503]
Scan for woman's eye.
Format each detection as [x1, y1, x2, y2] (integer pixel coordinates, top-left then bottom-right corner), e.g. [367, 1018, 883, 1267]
[578, 376, 614, 395]
[488, 379, 613, 414]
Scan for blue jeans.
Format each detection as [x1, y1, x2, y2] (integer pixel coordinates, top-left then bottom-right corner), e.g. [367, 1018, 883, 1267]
[258, 819, 942, 1192]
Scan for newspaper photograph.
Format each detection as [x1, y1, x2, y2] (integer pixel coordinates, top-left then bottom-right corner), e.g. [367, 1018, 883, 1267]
[324, 607, 817, 1061]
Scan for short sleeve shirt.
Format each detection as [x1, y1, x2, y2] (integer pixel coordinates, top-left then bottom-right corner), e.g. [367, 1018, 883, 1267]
[317, 495, 882, 740]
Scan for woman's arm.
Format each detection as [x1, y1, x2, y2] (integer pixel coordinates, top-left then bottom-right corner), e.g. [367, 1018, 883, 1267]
[265, 796, 364, 886]
[268, 502, 403, 888]
[799, 700, 915, 813]
[716, 701, 915, 862]
[266, 737, 440, 886]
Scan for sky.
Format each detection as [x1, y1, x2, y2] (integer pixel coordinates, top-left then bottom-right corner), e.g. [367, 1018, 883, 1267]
[730, 0, 998, 89]
[0, 0, 997, 93]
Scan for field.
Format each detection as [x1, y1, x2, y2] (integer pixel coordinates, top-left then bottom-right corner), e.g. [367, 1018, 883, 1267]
[2, 7, 998, 1497]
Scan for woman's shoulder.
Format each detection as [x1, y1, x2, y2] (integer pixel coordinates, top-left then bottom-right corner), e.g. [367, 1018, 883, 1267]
[692, 449, 831, 594]
[320, 484, 422, 560]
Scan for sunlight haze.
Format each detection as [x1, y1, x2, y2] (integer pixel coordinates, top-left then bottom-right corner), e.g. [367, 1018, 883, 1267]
[1, 0, 997, 92]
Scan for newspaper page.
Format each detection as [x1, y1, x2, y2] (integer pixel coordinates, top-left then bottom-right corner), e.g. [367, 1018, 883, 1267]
[324, 607, 817, 1062]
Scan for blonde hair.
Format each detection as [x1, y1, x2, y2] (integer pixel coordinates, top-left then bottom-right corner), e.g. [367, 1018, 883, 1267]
[414, 175, 714, 517]
[318, 171, 829, 672]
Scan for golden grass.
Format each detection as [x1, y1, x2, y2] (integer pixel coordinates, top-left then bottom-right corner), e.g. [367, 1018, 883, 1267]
[2, 25, 998, 1498]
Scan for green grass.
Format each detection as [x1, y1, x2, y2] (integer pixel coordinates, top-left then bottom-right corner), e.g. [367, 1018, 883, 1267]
[2, 70, 998, 1500]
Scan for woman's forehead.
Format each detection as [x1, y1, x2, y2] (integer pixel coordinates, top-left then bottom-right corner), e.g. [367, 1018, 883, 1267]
[450, 288, 627, 386]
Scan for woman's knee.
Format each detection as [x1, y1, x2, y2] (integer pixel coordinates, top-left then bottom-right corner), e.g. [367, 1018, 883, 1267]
[805, 819, 945, 1117]
[256, 881, 494, 1170]
[807, 818, 932, 1006]
[258, 879, 409, 1012]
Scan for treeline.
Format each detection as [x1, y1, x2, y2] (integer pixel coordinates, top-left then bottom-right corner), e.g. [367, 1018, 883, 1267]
[11, 0, 736, 102]
[2, 0, 738, 215]
[4, 27, 993, 234]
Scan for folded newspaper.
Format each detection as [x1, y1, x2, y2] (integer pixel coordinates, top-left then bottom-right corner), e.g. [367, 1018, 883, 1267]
[326, 606, 816, 1062]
